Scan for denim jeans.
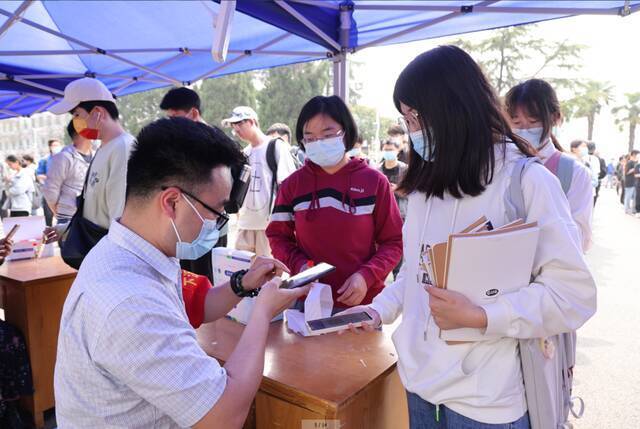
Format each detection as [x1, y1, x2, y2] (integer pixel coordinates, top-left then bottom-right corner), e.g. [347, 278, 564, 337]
[406, 391, 530, 429]
[624, 187, 636, 213]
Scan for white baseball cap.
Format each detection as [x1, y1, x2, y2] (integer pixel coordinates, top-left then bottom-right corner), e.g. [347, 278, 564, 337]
[222, 106, 258, 126]
[49, 77, 116, 114]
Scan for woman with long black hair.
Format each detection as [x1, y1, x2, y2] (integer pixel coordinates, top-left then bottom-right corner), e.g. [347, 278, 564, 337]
[340, 46, 596, 428]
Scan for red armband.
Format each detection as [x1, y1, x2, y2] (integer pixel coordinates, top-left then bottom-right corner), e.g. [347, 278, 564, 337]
[181, 270, 212, 329]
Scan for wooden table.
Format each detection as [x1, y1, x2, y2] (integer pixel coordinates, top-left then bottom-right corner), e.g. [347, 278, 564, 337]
[0, 256, 76, 428]
[197, 318, 409, 429]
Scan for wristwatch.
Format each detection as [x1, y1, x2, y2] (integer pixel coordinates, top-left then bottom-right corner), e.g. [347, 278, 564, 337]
[230, 269, 260, 298]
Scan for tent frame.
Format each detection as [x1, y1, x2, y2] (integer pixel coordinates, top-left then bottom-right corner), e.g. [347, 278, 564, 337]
[0, 0, 638, 116]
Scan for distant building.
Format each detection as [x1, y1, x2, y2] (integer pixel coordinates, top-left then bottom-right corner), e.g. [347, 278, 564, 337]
[0, 112, 68, 160]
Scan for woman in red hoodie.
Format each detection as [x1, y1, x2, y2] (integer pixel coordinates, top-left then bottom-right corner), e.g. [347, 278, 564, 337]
[266, 96, 403, 310]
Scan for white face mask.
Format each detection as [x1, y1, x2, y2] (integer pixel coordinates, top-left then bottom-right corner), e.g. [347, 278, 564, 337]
[305, 136, 346, 167]
[514, 127, 546, 148]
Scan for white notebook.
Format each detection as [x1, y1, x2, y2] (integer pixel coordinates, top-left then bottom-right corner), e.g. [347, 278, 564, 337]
[439, 222, 539, 342]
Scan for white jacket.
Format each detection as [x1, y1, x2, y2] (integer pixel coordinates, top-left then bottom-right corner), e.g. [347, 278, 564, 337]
[369, 143, 597, 424]
[4, 168, 35, 212]
[43, 145, 92, 219]
[537, 142, 593, 252]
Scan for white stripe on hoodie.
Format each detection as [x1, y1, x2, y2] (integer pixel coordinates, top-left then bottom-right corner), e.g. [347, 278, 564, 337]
[369, 143, 597, 424]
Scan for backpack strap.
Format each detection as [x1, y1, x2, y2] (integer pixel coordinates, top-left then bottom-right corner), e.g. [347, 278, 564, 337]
[265, 138, 279, 212]
[556, 154, 574, 195]
[505, 157, 540, 222]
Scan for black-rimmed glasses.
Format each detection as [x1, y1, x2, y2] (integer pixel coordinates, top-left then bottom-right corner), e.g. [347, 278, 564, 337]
[161, 186, 229, 230]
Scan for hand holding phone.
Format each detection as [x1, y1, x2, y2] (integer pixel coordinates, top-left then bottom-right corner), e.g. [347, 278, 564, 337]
[5, 224, 20, 241]
[306, 311, 375, 335]
[279, 262, 336, 289]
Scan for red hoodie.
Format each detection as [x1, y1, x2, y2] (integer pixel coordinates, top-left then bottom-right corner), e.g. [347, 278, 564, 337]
[266, 158, 403, 308]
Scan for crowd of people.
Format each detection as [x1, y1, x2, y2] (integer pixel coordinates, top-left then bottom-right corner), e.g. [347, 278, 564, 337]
[0, 45, 602, 429]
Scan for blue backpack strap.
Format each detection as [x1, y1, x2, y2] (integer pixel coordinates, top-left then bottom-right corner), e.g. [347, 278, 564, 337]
[505, 157, 541, 222]
[556, 153, 575, 195]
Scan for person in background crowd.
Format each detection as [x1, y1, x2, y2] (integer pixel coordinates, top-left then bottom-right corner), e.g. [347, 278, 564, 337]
[571, 139, 599, 190]
[160, 86, 229, 283]
[606, 158, 615, 189]
[267, 122, 305, 167]
[0, 161, 11, 218]
[587, 142, 606, 206]
[36, 139, 63, 226]
[43, 120, 93, 226]
[49, 77, 135, 231]
[267, 95, 403, 311]
[387, 124, 410, 163]
[339, 45, 595, 428]
[347, 135, 368, 162]
[160, 86, 206, 123]
[505, 78, 593, 252]
[616, 155, 626, 204]
[54, 117, 309, 428]
[377, 139, 408, 279]
[223, 106, 297, 257]
[21, 154, 39, 216]
[634, 153, 640, 217]
[3, 155, 34, 217]
[623, 150, 638, 215]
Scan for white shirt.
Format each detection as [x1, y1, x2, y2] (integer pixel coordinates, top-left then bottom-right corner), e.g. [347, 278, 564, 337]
[369, 144, 596, 424]
[537, 142, 594, 252]
[5, 168, 34, 212]
[55, 220, 227, 428]
[238, 138, 297, 230]
[83, 133, 135, 229]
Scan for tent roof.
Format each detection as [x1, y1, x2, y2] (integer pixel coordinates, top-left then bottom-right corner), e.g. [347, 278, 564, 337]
[0, 0, 638, 119]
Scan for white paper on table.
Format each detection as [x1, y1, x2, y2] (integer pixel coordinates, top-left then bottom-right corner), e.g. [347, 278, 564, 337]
[284, 282, 333, 336]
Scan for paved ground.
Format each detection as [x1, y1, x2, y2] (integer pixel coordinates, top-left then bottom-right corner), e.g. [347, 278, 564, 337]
[570, 187, 640, 428]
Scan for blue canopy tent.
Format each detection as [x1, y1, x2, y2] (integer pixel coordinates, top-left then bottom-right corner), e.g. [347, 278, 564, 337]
[0, 0, 638, 119]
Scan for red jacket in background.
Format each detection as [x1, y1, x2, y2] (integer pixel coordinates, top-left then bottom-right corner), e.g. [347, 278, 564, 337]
[181, 270, 211, 329]
[266, 158, 403, 308]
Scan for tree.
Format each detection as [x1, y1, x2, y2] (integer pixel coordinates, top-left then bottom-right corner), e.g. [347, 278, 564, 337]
[350, 104, 394, 144]
[454, 26, 584, 95]
[257, 61, 331, 139]
[563, 80, 614, 140]
[612, 92, 640, 153]
[199, 72, 259, 129]
[117, 87, 166, 136]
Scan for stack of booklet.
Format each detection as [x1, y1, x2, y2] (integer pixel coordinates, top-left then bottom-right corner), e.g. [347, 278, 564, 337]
[424, 216, 540, 343]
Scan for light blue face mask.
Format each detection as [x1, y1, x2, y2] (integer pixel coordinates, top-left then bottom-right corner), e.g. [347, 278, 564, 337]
[409, 129, 434, 162]
[171, 194, 220, 260]
[305, 136, 346, 167]
[382, 150, 398, 161]
[514, 127, 546, 148]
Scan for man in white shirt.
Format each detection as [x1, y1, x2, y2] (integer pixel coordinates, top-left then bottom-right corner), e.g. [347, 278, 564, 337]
[49, 77, 135, 230]
[54, 117, 309, 428]
[223, 106, 297, 257]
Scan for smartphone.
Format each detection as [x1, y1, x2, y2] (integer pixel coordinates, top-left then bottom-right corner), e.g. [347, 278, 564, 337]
[306, 312, 374, 335]
[5, 224, 20, 241]
[279, 262, 336, 289]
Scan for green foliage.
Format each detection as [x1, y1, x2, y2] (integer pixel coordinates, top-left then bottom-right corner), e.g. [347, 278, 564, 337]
[453, 26, 584, 95]
[199, 72, 259, 128]
[350, 104, 394, 143]
[563, 80, 615, 139]
[117, 87, 166, 137]
[612, 92, 640, 153]
[257, 61, 331, 140]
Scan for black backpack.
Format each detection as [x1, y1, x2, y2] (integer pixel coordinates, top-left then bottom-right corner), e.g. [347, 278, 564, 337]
[265, 138, 299, 212]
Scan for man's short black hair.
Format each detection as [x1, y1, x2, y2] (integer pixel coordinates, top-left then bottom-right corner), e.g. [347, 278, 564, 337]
[67, 120, 78, 139]
[295, 95, 358, 152]
[75, 100, 119, 120]
[22, 154, 34, 163]
[266, 123, 291, 141]
[631, 149, 640, 157]
[5, 154, 18, 163]
[160, 87, 201, 113]
[587, 141, 596, 154]
[126, 117, 244, 201]
[48, 139, 61, 147]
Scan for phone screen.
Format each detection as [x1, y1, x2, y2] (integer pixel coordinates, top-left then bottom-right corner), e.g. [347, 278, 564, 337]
[307, 312, 373, 331]
[281, 263, 336, 289]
